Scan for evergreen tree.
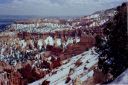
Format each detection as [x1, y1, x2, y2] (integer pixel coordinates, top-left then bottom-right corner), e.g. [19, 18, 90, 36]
[97, 2, 128, 79]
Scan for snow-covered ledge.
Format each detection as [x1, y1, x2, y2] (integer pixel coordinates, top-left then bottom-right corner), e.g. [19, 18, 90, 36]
[111, 69, 128, 84]
[28, 47, 99, 85]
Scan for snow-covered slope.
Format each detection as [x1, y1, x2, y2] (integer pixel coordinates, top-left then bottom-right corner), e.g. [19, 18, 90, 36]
[111, 69, 128, 84]
[29, 47, 99, 85]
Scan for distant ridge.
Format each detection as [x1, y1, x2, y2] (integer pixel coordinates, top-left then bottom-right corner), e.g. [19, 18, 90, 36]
[92, 8, 116, 15]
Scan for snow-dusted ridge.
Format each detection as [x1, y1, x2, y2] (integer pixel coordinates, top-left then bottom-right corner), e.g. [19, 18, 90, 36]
[29, 47, 99, 85]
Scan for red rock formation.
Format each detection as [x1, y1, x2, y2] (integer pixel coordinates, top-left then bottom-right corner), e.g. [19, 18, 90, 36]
[51, 58, 61, 69]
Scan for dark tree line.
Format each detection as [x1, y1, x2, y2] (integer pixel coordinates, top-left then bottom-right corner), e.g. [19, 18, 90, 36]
[96, 2, 128, 80]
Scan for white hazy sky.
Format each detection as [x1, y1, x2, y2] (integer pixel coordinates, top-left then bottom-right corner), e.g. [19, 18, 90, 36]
[0, 0, 126, 16]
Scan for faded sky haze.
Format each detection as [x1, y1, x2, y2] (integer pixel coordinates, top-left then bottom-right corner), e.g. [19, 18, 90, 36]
[0, 0, 126, 16]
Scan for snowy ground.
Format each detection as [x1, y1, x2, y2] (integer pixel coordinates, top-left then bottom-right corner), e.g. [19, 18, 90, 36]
[111, 69, 128, 84]
[29, 47, 99, 85]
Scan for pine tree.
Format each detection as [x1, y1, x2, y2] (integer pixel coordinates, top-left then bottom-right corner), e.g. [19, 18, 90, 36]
[97, 2, 128, 79]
